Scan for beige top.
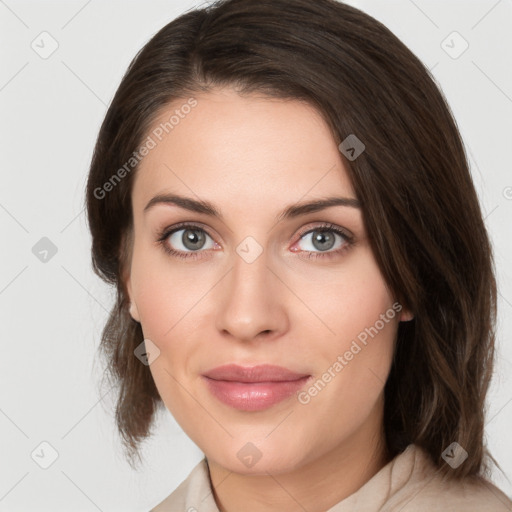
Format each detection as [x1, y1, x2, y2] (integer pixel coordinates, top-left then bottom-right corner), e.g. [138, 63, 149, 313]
[150, 444, 512, 511]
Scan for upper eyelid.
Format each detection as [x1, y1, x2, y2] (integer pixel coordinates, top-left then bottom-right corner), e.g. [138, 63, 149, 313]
[161, 222, 352, 246]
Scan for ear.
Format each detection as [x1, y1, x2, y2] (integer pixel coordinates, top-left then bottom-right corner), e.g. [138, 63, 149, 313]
[120, 229, 140, 323]
[126, 275, 141, 323]
[399, 307, 414, 322]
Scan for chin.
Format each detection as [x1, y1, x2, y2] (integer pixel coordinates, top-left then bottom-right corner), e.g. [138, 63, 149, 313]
[207, 440, 308, 475]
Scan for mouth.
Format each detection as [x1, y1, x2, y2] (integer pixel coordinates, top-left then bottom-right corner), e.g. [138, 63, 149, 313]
[202, 364, 312, 411]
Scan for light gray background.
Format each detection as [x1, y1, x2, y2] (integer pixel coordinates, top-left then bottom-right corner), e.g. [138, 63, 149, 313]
[1, 0, 511, 510]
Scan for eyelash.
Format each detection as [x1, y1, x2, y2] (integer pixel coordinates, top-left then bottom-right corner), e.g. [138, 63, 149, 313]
[156, 222, 354, 261]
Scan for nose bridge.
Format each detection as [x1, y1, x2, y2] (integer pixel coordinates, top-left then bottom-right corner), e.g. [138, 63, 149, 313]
[215, 235, 287, 340]
[231, 239, 270, 296]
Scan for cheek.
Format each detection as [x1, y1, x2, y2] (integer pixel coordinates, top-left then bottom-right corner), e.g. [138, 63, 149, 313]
[293, 247, 396, 347]
[295, 266, 398, 439]
[130, 244, 205, 339]
[129, 248, 207, 395]
[292, 248, 399, 420]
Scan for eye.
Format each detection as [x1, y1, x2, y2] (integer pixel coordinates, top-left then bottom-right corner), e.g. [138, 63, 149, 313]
[157, 222, 354, 261]
[157, 223, 216, 259]
[292, 223, 354, 259]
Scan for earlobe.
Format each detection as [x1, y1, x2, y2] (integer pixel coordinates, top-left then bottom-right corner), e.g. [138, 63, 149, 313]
[129, 301, 141, 323]
[399, 308, 414, 322]
[126, 277, 141, 323]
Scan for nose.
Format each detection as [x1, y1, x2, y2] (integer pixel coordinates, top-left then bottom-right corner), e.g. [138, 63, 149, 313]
[214, 245, 289, 343]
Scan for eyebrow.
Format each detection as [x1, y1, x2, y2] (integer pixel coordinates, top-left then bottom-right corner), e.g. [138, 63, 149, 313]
[143, 193, 361, 221]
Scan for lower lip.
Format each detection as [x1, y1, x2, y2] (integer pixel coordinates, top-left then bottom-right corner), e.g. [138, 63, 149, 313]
[202, 376, 311, 411]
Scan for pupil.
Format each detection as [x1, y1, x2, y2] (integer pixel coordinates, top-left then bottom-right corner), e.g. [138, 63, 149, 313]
[183, 229, 205, 250]
[313, 230, 335, 251]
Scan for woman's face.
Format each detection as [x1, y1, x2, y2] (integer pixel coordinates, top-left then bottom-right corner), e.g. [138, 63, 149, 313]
[126, 87, 411, 474]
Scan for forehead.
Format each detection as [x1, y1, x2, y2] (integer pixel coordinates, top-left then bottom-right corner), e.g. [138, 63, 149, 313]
[132, 87, 356, 215]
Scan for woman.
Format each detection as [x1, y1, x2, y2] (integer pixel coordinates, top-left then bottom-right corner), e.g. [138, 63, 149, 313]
[85, 0, 512, 510]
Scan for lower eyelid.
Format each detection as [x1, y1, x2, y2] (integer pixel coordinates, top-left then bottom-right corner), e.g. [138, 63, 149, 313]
[159, 224, 353, 257]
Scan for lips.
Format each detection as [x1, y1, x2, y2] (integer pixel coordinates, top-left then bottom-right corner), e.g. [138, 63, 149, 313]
[203, 364, 309, 382]
[202, 364, 311, 411]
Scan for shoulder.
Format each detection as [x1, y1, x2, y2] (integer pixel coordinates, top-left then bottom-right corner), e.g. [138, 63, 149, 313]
[384, 446, 512, 512]
[149, 457, 219, 512]
[389, 474, 512, 511]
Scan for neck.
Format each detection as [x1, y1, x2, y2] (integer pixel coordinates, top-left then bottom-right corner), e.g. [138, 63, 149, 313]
[206, 413, 391, 512]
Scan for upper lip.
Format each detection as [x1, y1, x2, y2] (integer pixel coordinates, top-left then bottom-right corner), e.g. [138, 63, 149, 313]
[202, 364, 310, 383]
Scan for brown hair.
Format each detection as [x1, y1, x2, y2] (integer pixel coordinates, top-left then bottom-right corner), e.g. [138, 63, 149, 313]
[85, 0, 500, 481]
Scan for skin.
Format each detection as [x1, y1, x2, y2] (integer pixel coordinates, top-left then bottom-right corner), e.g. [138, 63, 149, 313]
[125, 87, 413, 512]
